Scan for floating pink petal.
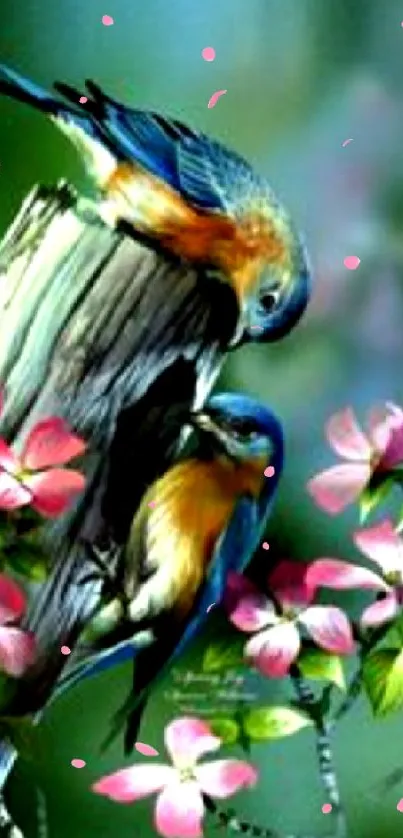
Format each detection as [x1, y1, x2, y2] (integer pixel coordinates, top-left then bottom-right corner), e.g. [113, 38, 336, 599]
[207, 90, 227, 109]
[102, 14, 114, 25]
[79, 96, 88, 104]
[71, 759, 86, 768]
[344, 256, 361, 270]
[342, 139, 353, 147]
[264, 466, 275, 477]
[22, 417, 85, 470]
[196, 759, 257, 798]
[322, 803, 332, 814]
[61, 645, 71, 655]
[262, 542, 270, 550]
[202, 47, 215, 61]
[397, 799, 403, 812]
[135, 742, 159, 757]
[206, 603, 215, 613]
[165, 718, 220, 766]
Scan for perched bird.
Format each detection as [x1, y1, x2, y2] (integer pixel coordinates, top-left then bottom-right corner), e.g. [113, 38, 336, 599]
[57, 391, 285, 753]
[0, 65, 311, 347]
[0, 66, 302, 765]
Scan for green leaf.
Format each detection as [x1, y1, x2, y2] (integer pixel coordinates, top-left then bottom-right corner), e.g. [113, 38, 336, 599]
[202, 636, 245, 673]
[363, 648, 403, 717]
[7, 550, 49, 581]
[0, 717, 41, 760]
[359, 477, 393, 524]
[243, 706, 312, 741]
[298, 649, 345, 690]
[209, 718, 240, 745]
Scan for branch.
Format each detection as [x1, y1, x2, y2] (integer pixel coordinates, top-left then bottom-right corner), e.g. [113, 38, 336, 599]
[204, 795, 319, 838]
[291, 674, 348, 838]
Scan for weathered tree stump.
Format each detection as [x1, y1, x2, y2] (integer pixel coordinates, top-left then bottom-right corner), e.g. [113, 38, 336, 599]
[0, 181, 236, 795]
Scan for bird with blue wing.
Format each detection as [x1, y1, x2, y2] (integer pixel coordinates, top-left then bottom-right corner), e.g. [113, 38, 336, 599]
[56, 392, 284, 753]
[0, 66, 300, 752]
[0, 65, 310, 344]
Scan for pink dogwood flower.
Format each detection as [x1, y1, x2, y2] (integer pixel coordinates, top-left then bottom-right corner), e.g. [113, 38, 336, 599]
[0, 390, 86, 518]
[92, 717, 257, 838]
[0, 574, 36, 676]
[307, 403, 403, 515]
[306, 519, 403, 628]
[226, 563, 354, 679]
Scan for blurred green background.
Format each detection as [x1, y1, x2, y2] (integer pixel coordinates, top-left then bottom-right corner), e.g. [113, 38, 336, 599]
[1, 1, 403, 836]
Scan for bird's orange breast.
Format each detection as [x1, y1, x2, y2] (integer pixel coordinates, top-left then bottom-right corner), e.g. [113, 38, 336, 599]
[104, 163, 289, 304]
[144, 456, 266, 617]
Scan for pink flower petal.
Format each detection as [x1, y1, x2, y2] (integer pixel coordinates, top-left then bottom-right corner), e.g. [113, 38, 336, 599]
[0, 438, 18, 473]
[155, 780, 204, 838]
[380, 420, 403, 470]
[164, 718, 221, 767]
[300, 606, 354, 654]
[22, 417, 86, 470]
[307, 463, 371, 514]
[228, 592, 276, 633]
[353, 520, 403, 575]
[196, 759, 257, 798]
[246, 623, 300, 678]
[269, 561, 311, 608]
[360, 592, 399, 627]
[325, 408, 371, 460]
[0, 574, 27, 624]
[27, 468, 85, 517]
[366, 406, 396, 453]
[92, 764, 176, 802]
[135, 742, 159, 757]
[0, 627, 36, 676]
[306, 558, 388, 593]
[0, 471, 31, 511]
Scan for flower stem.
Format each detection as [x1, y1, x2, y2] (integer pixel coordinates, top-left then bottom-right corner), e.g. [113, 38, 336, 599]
[203, 795, 318, 838]
[291, 674, 348, 838]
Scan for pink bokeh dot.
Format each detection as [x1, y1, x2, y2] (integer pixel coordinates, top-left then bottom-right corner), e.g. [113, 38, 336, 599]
[202, 47, 216, 61]
[61, 646, 71, 655]
[71, 759, 86, 768]
[397, 799, 403, 812]
[79, 96, 88, 104]
[322, 804, 332, 815]
[262, 542, 270, 551]
[264, 466, 275, 478]
[135, 742, 159, 757]
[102, 14, 114, 25]
[343, 255, 360, 270]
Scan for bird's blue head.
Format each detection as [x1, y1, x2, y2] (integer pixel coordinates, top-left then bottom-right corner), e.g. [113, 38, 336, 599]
[237, 208, 312, 346]
[192, 392, 284, 481]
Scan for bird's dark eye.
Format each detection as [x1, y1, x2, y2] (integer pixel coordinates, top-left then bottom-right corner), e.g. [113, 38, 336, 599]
[226, 418, 258, 438]
[260, 290, 280, 312]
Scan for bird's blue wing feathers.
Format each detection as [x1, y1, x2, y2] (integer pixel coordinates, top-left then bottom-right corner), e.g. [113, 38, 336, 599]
[53, 496, 258, 698]
[166, 495, 259, 662]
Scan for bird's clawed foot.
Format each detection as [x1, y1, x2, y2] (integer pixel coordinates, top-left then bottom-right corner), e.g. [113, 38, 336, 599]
[79, 538, 128, 608]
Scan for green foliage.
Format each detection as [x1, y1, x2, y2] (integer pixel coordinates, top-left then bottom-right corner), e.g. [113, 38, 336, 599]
[242, 706, 312, 741]
[363, 648, 403, 717]
[202, 635, 246, 673]
[0, 716, 41, 760]
[0, 511, 49, 582]
[359, 476, 394, 524]
[298, 649, 346, 690]
[209, 718, 240, 745]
